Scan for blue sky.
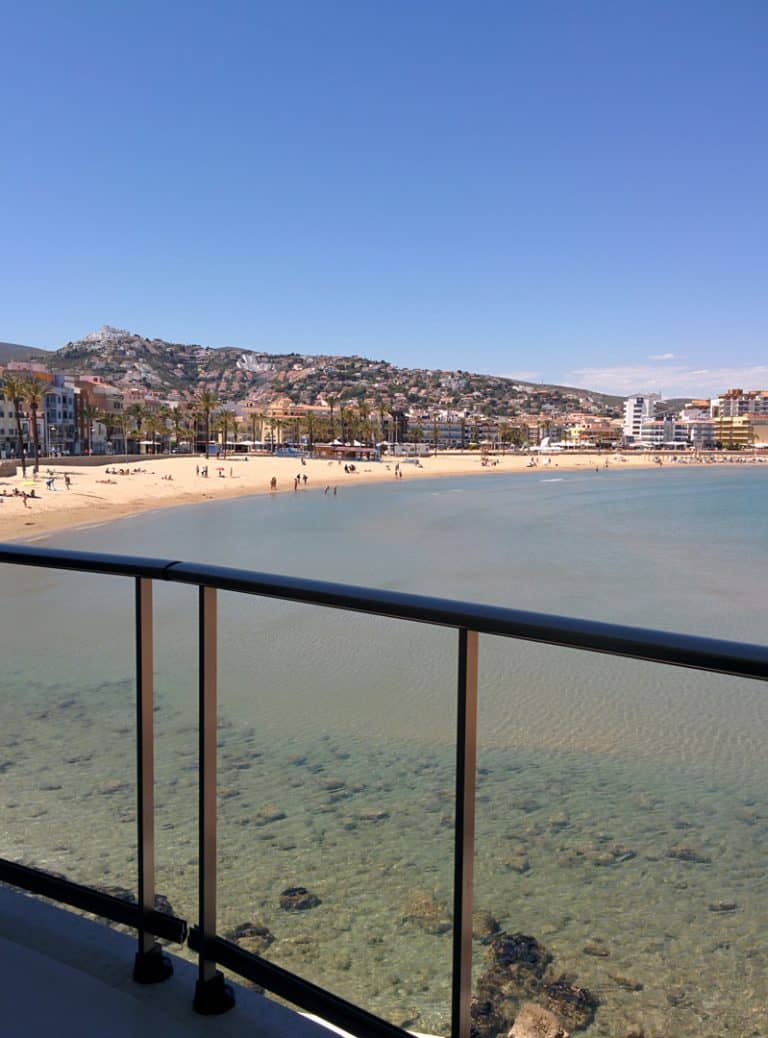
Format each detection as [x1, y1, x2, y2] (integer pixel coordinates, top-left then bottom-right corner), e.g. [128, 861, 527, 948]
[1, 1, 766, 397]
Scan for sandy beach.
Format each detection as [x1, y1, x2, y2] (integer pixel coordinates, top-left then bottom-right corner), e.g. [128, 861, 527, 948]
[0, 450, 758, 543]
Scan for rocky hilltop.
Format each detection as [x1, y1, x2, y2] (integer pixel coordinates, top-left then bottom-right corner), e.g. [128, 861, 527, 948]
[37, 326, 623, 416]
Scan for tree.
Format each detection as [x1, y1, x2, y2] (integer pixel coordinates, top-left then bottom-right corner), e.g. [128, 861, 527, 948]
[358, 401, 371, 445]
[125, 403, 146, 456]
[22, 378, 45, 473]
[326, 395, 337, 439]
[1, 372, 29, 476]
[81, 401, 99, 455]
[194, 389, 219, 453]
[170, 407, 185, 451]
[142, 413, 163, 455]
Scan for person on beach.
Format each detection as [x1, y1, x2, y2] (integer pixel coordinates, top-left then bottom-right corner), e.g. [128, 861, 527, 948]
[270, 476, 277, 490]
[302, 474, 308, 485]
[64, 474, 71, 489]
[324, 485, 329, 495]
[196, 465, 199, 476]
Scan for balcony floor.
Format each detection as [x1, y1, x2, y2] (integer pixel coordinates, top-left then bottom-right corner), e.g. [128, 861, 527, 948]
[0, 884, 356, 1038]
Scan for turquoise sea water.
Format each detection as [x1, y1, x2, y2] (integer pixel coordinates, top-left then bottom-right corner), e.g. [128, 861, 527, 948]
[1, 465, 767, 1036]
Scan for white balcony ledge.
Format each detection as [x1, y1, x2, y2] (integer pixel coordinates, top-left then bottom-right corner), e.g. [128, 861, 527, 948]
[0, 884, 381, 1038]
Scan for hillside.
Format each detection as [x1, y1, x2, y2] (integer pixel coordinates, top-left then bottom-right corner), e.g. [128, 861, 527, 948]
[48, 326, 624, 417]
[0, 341, 51, 364]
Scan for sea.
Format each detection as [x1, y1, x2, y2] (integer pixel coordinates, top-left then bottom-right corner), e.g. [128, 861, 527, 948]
[1, 464, 767, 1037]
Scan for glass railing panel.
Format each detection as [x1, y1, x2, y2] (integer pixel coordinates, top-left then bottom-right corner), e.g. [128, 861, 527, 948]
[150, 579, 200, 926]
[216, 591, 458, 1036]
[475, 637, 768, 1038]
[0, 564, 137, 897]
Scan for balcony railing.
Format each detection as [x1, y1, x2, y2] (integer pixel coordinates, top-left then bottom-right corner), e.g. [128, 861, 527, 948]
[1, 542, 767, 1038]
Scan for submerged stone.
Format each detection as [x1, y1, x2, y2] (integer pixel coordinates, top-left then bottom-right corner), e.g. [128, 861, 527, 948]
[472, 910, 501, 942]
[402, 889, 452, 935]
[709, 900, 738, 912]
[667, 843, 711, 864]
[253, 803, 286, 826]
[279, 886, 321, 911]
[510, 1002, 569, 1038]
[542, 976, 598, 1032]
[225, 921, 275, 955]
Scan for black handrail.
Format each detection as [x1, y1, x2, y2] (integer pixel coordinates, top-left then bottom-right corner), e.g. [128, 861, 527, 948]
[0, 858, 187, 944]
[2, 542, 768, 680]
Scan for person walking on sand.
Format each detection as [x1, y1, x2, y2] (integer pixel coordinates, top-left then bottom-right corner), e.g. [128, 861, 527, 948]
[196, 464, 200, 476]
[302, 474, 308, 485]
[64, 474, 71, 489]
[270, 476, 277, 491]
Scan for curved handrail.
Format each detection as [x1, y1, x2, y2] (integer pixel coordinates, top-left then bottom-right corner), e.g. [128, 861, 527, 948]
[2, 542, 767, 681]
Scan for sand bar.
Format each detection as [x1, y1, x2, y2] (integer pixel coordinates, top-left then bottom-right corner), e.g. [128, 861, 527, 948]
[0, 450, 762, 544]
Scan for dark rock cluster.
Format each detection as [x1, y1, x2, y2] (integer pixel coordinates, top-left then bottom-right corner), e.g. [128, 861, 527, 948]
[279, 885, 321, 911]
[471, 932, 597, 1037]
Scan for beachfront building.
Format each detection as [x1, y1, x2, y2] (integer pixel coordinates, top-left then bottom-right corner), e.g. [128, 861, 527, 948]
[714, 415, 758, 449]
[43, 375, 77, 455]
[564, 417, 622, 447]
[75, 376, 124, 419]
[681, 418, 716, 450]
[636, 418, 688, 447]
[622, 394, 661, 441]
[710, 389, 768, 418]
[750, 418, 768, 447]
[680, 400, 711, 421]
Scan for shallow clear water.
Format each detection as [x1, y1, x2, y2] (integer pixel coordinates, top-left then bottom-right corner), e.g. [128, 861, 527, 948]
[1, 466, 767, 1035]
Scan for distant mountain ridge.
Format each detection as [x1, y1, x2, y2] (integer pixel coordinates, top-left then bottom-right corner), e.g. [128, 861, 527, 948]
[0, 341, 51, 363]
[6, 325, 625, 415]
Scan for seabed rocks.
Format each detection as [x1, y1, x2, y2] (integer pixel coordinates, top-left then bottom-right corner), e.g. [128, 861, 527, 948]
[471, 933, 597, 1038]
[279, 886, 321, 911]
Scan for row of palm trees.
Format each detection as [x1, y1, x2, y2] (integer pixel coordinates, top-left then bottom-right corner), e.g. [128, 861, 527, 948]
[0, 371, 46, 477]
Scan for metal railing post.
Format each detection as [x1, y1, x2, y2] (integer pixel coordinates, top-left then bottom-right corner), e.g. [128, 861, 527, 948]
[133, 576, 173, 983]
[193, 585, 235, 1014]
[451, 629, 479, 1038]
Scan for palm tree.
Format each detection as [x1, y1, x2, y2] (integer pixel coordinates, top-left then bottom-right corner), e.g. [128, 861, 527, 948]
[125, 403, 146, 456]
[326, 396, 337, 440]
[303, 411, 316, 450]
[23, 378, 45, 473]
[218, 408, 236, 458]
[81, 402, 99, 455]
[376, 400, 388, 445]
[169, 407, 184, 452]
[142, 413, 163, 455]
[1, 372, 29, 476]
[194, 389, 218, 454]
[358, 401, 371, 445]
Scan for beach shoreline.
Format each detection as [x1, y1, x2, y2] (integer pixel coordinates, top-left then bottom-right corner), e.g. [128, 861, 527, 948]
[0, 450, 763, 544]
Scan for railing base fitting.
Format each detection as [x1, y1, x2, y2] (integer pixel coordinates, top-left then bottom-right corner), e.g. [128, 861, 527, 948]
[193, 970, 236, 1015]
[133, 944, 174, 984]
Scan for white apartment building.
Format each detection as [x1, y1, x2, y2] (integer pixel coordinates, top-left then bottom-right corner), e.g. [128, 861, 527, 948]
[710, 389, 768, 418]
[637, 418, 688, 447]
[681, 418, 716, 449]
[623, 394, 661, 440]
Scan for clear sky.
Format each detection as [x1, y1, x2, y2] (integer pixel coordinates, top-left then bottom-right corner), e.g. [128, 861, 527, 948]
[2, 1, 766, 397]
